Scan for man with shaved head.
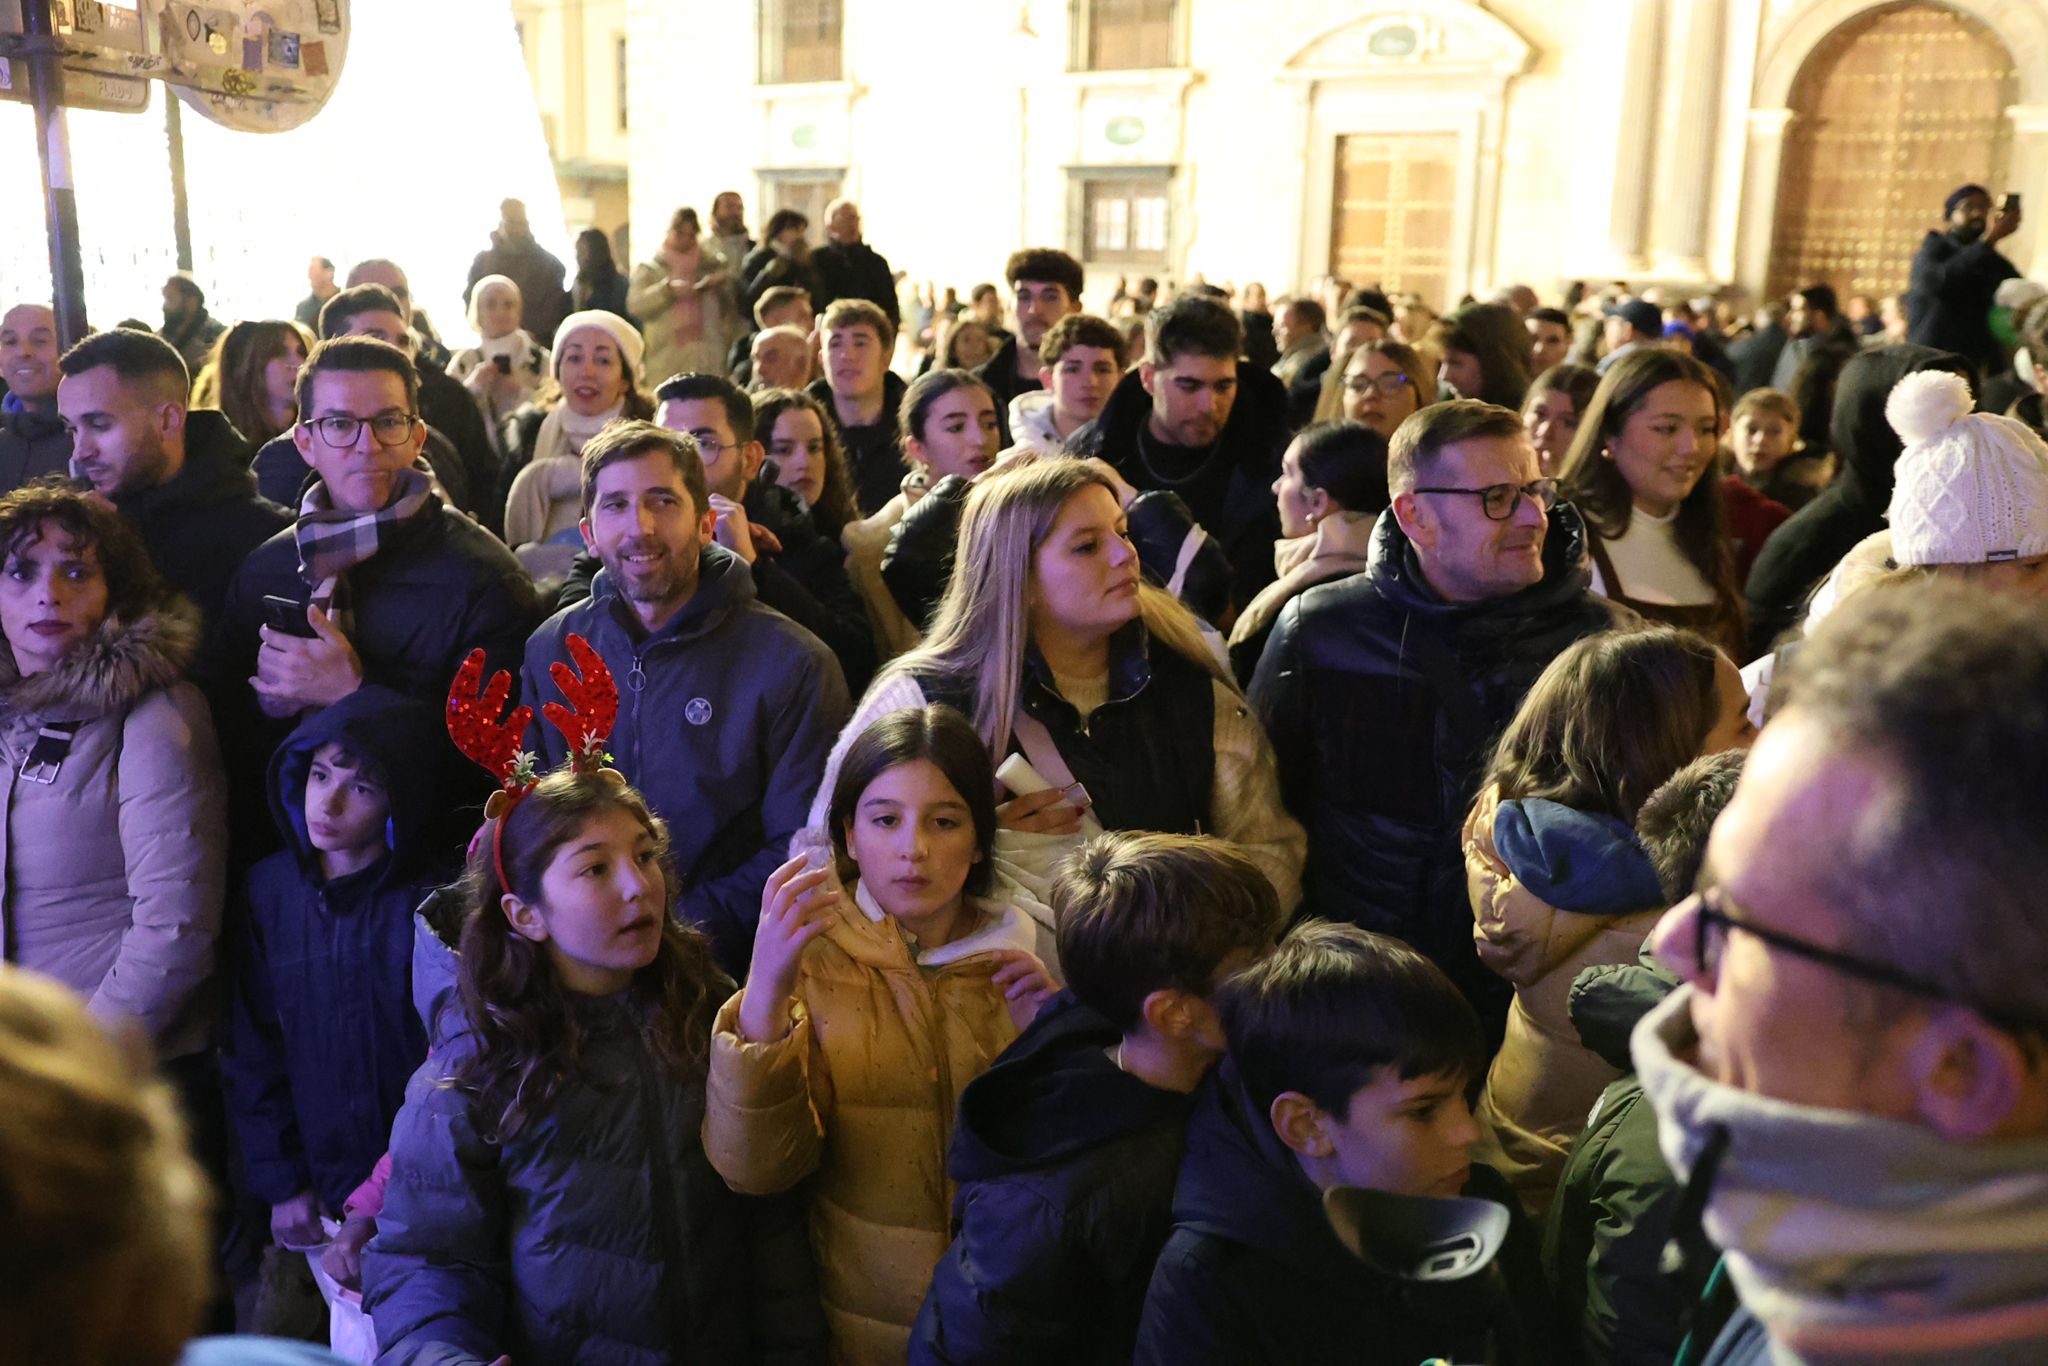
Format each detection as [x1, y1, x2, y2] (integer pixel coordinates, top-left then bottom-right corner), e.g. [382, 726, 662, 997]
[811, 198, 900, 328]
[0, 303, 71, 493]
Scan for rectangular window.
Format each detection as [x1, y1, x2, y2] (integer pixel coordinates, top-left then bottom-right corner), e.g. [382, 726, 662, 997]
[1073, 0, 1178, 72]
[759, 0, 843, 85]
[1076, 173, 1172, 268]
[614, 35, 628, 132]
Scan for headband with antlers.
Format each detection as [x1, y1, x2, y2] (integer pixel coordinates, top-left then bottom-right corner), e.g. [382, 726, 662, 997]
[447, 633, 622, 887]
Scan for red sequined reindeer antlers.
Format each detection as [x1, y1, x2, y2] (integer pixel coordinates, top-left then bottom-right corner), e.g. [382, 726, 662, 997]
[543, 634, 620, 775]
[446, 649, 535, 822]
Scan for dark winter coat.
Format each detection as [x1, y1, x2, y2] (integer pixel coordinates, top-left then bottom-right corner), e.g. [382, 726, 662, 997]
[110, 409, 287, 629]
[1135, 1061, 1550, 1366]
[739, 245, 825, 317]
[466, 230, 570, 341]
[1906, 227, 2020, 376]
[363, 987, 825, 1366]
[163, 311, 227, 377]
[812, 239, 901, 326]
[1743, 344, 1972, 655]
[1543, 957, 1700, 1366]
[222, 688, 449, 1213]
[571, 269, 632, 322]
[911, 993, 1196, 1366]
[1066, 364, 1292, 610]
[1250, 505, 1623, 1028]
[415, 363, 502, 531]
[974, 333, 1042, 446]
[1725, 323, 1785, 399]
[521, 547, 850, 977]
[807, 371, 910, 516]
[0, 403, 71, 494]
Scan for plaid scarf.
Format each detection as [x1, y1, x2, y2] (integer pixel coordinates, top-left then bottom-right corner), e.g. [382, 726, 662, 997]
[294, 467, 437, 632]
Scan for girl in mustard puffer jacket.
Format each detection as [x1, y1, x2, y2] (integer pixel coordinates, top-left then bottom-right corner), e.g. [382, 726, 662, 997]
[706, 704, 1060, 1366]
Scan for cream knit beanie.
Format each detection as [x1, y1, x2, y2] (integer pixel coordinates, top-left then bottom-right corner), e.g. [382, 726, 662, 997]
[1886, 369, 2048, 566]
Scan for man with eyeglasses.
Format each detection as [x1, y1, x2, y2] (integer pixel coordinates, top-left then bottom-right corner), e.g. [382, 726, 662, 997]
[1251, 399, 1624, 1037]
[1633, 581, 2048, 1366]
[55, 326, 287, 628]
[210, 337, 537, 853]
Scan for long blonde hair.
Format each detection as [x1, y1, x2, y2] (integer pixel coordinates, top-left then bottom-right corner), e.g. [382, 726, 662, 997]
[885, 454, 1230, 755]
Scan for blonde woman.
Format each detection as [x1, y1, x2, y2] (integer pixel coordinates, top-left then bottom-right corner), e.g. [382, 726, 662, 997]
[806, 455, 1304, 957]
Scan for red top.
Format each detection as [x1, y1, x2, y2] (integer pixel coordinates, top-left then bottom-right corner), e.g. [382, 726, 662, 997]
[1721, 475, 1793, 587]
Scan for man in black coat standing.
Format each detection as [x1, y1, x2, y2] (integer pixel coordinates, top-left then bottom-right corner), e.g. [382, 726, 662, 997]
[810, 199, 900, 329]
[464, 198, 570, 342]
[56, 328, 289, 628]
[1906, 183, 2021, 379]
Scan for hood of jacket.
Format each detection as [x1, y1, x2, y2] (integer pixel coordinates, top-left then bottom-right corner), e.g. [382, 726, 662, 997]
[411, 903, 465, 1047]
[108, 409, 259, 520]
[265, 685, 448, 888]
[587, 541, 755, 645]
[1491, 798, 1664, 917]
[0, 599, 198, 723]
[1826, 344, 1973, 507]
[1007, 389, 1061, 447]
[1634, 987, 2048, 1364]
[948, 991, 1196, 1181]
[4, 402, 69, 440]
[1567, 953, 1678, 1070]
[837, 880, 1038, 971]
[1363, 499, 1595, 621]
[805, 369, 909, 433]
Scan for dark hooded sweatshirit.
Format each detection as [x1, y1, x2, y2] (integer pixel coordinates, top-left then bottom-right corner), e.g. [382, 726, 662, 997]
[222, 686, 453, 1213]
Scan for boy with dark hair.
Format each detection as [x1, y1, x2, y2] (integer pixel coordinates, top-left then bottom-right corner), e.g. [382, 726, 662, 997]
[1003, 312, 1125, 455]
[977, 248, 1086, 436]
[1137, 919, 1545, 1365]
[913, 832, 1279, 1366]
[221, 688, 451, 1267]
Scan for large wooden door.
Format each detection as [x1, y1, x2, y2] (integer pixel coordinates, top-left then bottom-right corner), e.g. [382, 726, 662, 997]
[1769, 3, 2016, 302]
[1329, 132, 1458, 310]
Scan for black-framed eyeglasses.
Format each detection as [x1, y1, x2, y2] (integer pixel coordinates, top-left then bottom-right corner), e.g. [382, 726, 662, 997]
[1412, 478, 1558, 521]
[1692, 887, 2048, 1037]
[301, 412, 420, 449]
[1344, 371, 1414, 397]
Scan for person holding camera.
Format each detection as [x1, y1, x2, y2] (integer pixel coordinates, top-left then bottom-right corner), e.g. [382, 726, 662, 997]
[1906, 183, 2023, 376]
[446, 274, 550, 461]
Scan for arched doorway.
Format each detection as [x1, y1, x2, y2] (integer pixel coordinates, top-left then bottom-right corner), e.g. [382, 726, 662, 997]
[1767, 2, 2016, 303]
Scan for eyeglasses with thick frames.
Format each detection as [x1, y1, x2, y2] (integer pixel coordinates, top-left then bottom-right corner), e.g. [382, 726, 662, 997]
[1690, 886, 2048, 1038]
[1412, 478, 1559, 521]
[301, 412, 421, 449]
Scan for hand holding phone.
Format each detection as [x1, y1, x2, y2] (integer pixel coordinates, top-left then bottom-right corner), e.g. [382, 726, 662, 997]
[261, 594, 318, 640]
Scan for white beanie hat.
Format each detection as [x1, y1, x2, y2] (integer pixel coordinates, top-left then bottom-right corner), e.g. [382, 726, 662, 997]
[1886, 369, 2048, 566]
[551, 309, 645, 380]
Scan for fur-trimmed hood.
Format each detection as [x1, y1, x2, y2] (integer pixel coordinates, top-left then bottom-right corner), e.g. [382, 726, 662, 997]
[0, 599, 200, 724]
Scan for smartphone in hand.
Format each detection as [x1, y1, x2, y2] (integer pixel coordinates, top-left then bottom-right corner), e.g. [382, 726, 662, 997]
[261, 594, 318, 640]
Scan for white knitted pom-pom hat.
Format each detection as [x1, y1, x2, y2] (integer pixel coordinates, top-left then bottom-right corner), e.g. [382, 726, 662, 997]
[1885, 369, 2048, 566]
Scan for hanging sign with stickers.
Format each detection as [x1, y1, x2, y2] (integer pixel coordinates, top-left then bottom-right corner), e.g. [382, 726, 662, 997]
[0, 0, 347, 129]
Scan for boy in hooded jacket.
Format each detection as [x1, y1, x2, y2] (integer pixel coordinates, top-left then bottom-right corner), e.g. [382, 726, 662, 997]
[221, 687, 456, 1250]
[911, 832, 1281, 1365]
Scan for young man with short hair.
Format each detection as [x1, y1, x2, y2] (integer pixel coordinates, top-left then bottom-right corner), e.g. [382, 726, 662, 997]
[1003, 312, 1125, 455]
[1527, 306, 1573, 374]
[56, 327, 288, 627]
[976, 248, 1085, 429]
[159, 272, 225, 376]
[521, 420, 849, 975]
[913, 833, 1280, 1365]
[1137, 920, 1544, 1363]
[1069, 293, 1293, 607]
[0, 302, 73, 493]
[807, 297, 908, 514]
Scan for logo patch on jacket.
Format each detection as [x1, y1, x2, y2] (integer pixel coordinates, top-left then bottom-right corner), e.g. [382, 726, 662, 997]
[685, 698, 713, 726]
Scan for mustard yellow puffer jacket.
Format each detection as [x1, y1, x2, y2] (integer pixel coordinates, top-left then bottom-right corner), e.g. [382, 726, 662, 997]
[704, 883, 1036, 1366]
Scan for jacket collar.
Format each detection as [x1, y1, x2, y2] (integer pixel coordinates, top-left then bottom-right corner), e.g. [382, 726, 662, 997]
[1364, 501, 1593, 618]
[0, 600, 198, 723]
[1021, 619, 1153, 713]
[111, 410, 260, 520]
[590, 542, 755, 647]
[840, 880, 1039, 969]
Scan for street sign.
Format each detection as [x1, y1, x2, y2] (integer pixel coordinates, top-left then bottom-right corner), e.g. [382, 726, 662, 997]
[0, 47, 148, 110]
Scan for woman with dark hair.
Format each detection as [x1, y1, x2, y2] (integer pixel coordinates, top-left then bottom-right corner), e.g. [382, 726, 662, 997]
[364, 760, 822, 1364]
[756, 385, 859, 541]
[1337, 338, 1429, 439]
[628, 206, 739, 387]
[0, 481, 225, 1065]
[191, 319, 312, 449]
[707, 704, 1058, 1365]
[1438, 301, 1534, 410]
[1228, 419, 1390, 683]
[1521, 362, 1601, 477]
[1465, 626, 1753, 1211]
[570, 226, 630, 321]
[1557, 348, 1748, 657]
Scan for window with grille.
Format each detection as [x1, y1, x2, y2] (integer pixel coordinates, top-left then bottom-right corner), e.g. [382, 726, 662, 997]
[1078, 174, 1171, 268]
[1073, 0, 1178, 71]
[759, 0, 843, 84]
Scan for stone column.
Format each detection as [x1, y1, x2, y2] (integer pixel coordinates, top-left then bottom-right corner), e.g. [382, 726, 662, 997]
[1735, 107, 1793, 298]
[1606, 0, 1667, 273]
[1651, 0, 1726, 281]
[2005, 104, 2048, 280]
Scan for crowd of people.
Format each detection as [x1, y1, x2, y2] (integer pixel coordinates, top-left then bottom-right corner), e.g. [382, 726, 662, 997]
[0, 175, 2045, 1366]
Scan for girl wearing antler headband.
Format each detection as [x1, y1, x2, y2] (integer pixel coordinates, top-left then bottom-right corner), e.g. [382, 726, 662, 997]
[362, 640, 824, 1364]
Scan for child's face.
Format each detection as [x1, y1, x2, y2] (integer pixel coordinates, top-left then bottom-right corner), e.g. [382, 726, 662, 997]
[304, 742, 391, 860]
[843, 758, 982, 926]
[509, 804, 666, 995]
[1731, 410, 1792, 478]
[1309, 1067, 1479, 1199]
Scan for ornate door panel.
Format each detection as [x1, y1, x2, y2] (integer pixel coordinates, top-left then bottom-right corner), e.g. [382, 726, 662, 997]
[1330, 131, 1458, 309]
[1769, 3, 2016, 302]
